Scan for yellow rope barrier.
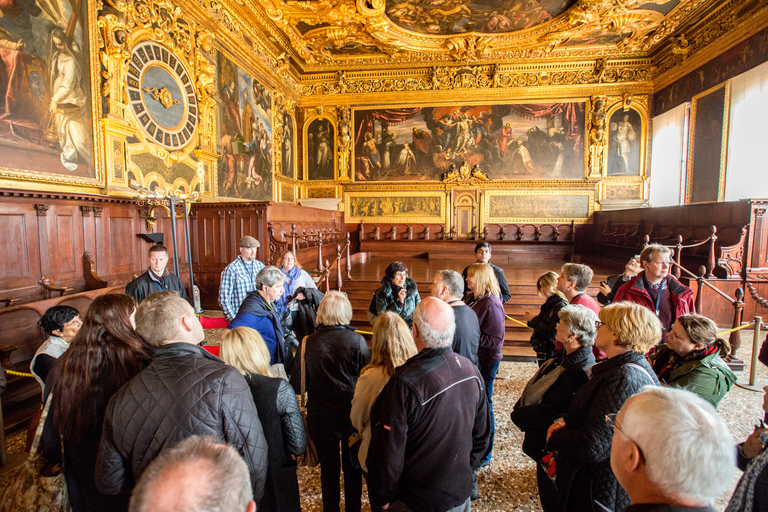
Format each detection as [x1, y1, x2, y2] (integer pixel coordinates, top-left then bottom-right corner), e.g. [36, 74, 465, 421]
[355, 329, 373, 335]
[6, 369, 34, 378]
[506, 315, 533, 329]
[717, 323, 756, 337]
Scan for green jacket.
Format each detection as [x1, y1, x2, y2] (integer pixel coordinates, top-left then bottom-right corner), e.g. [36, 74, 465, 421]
[650, 345, 737, 408]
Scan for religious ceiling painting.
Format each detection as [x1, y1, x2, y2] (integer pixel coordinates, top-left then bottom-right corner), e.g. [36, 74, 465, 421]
[654, 25, 768, 117]
[216, 50, 273, 201]
[281, 111, 296, 179]
[687, 83, 730, 204]
[305, 117, 335, 180]
[486, 191, 594, 223]
[0, 0, 97, 184]
[606, 108, 641, 177]
[353, 103, 585, 182]
[385, 0, 578, 35]
[345, 191, 445, 223]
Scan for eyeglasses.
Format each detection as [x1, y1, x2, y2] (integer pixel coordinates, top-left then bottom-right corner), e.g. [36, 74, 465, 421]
[605, 413, 645, 461]
[595, 320, 604, 329]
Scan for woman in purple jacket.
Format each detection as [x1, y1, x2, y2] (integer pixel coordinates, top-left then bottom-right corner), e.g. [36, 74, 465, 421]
[466, 262, 506, 467]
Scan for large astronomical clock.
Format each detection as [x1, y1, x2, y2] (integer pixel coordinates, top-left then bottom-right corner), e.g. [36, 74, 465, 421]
[126, 41, 199, 151]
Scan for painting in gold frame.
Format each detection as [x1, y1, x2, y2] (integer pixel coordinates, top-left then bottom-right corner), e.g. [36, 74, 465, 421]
[686, 82, 730, 204]
[485, 190, 594, 223]
[281, 111, 296, 179]
[0, 0, 103, 189]
[345, 191, 445, 223]
[305, 116, 335, 181]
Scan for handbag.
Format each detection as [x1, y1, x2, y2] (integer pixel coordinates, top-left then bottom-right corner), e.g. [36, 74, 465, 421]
[296, 335, 320, 467]
[0, 394, 71, 512]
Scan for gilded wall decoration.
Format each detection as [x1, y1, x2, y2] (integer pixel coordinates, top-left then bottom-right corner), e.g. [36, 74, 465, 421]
[687, 82, 730, 203]
[353, 102, 585, 182]
[346, 192, 445, 223]
[606, 107, 642, 176]
[280, 183, 295, 203]
[307, 187, 336, 198]
[281, 110, 296, 179]
[605, 183, 641, 200]
[216, 50, 273, 200]
[0, 0, 99, 185]
[305, 117, 335, 180]
[487, 192, 594, 222]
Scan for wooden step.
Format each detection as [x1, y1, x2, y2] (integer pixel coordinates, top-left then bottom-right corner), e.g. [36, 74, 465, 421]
[501, 346, 537, 363]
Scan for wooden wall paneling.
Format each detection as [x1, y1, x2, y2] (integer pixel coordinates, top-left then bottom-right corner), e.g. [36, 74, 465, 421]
[35, 204, 50, 279]
[81, 206, 96, 263]
[47, 204, 85, 289]
[97, 204, 142, 281]
[0, 203, 42, 300]
[746, 200, 768, 274]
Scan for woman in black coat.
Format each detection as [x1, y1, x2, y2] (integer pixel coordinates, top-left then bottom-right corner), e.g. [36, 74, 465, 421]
[525, 271, 568, 365]
[220, 326, 307, 512]
[368, 261, 420, 327]
[545, 301, 661, 512]
[511, 304, 597, 512]
[302, 291, 371, 512]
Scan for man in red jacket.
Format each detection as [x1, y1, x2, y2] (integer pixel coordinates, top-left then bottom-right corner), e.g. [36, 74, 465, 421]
[613, 244, 695, 343]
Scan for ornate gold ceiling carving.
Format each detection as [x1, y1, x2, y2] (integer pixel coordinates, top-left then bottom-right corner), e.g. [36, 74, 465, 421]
[242, 0, 719, 72]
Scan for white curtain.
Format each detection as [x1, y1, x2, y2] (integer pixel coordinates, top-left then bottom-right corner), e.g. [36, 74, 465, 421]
[725, 60, 768, 201]
[649, 103, 687, 207]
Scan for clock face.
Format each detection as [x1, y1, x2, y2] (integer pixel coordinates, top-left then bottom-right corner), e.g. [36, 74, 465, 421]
[126, 42, 198, 150]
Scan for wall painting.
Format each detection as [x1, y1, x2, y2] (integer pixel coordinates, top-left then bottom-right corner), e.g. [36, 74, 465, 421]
[346, 193, 444, 223]
[281, 111, 296, 179]
[0, 0, 96, 182]
[606, 108, 641, 176]
[687, 83, 730, 204]
[354, 103, 585, 182]
[216, 50, 272, 200]
[306, 117, 335, 180]
[487, 192, 593, 222]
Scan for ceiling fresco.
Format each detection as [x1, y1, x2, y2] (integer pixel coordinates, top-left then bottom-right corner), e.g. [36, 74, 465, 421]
[384, 0, 578, 35]
[242, 0, 721, 71]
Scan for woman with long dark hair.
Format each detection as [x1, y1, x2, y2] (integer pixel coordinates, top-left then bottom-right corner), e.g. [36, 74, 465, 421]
[44, 293, 153, 512]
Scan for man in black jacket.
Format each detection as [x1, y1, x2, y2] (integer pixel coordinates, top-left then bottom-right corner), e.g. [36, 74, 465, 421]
[461, 242, 511, 303]
[430, 269, 480, 368]
[367, 297, 491, 512]
[95, 291, 268, 503]
[126, 244, 191, 304]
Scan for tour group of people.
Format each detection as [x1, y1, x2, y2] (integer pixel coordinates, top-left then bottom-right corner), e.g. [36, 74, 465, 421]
[22, 238, 766, 512]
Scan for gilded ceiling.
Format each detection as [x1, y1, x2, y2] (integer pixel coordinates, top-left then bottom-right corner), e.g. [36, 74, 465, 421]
[239, 0, 723, 72]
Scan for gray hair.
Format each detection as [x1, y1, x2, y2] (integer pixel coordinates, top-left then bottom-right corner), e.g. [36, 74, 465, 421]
[129, 435, 252, 512]
[558, 305, 597, 347]
[412, 298, 455, 349]
[255, 266, 285, 291]
[561, 263, 593, 292]
[621, 386, 734, 504]
[435, 270, 464, 299]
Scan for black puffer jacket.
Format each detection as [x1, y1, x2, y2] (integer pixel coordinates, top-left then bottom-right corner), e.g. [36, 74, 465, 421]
[528, 294, 568, 353]
[95, 343, 269, 502]
[547, 351, 658, 512]
[369, 277, 421, 327]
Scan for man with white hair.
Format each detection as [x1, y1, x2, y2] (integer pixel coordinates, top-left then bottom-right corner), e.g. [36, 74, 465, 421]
[609, 386, 734, 512]
[367, 297, 491, 512]
[129, 436, 255, 512]
[431, 269, 480, 367]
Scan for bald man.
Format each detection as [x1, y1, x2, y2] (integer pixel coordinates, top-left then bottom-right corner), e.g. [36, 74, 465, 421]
[367, 298, 492, 512]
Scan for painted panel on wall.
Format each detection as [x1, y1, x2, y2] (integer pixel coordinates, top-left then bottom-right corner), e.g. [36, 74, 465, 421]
[282, 111, 296, 179]
[216, 50, 272, 200]
[354, 103, 585, 181]
[0, 0, 94, 178]
[307, 118, 335, 180]
[488, 194, 591, 220]
[688, 85, 729, 203]
[347, 195, 443, 221]
[607, 108, 641, 176]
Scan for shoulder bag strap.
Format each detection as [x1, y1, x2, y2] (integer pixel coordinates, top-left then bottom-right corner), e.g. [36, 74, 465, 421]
[31, 393, 54, 455]
[300, 335, 309, 410]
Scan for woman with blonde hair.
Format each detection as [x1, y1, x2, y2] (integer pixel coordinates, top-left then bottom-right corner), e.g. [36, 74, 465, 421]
[545, 301, 660, 512]
[301, 290, 370, 512]
[465, 262, 505, 467]
[220, 326, 306, 512]
[350, 312, 417, 473]
[278, 250, 317, 316]
[525, 271, 568, 365]
[649, 313, 736, 407]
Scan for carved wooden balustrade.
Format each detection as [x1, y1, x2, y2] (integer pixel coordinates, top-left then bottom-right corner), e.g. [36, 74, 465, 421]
[359, 222, 575, 243]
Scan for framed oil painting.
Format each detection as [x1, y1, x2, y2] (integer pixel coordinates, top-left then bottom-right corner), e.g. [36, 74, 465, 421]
[687, 82, 730, 203]
[607, 108, 642, 176]
[346, 191, 445, 223]
[305, 117, 335, 180]
[281, 111, 296, 179]
[353, 103, 585, 182]
[486, 190, 594, 223]
[216, 50, 273, 200]
[0, 0, 100, 185]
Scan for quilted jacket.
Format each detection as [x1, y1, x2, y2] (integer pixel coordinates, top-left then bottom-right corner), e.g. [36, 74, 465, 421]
[547, 351, 659, 512]
[95, 343, 269, 502]
[368, 276, 421, 327]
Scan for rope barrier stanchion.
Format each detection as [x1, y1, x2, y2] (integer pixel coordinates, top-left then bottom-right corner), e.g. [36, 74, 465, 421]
[736, 316, 764, 393]
[5, 369, 34, 378]
[506, 315, 533, 330]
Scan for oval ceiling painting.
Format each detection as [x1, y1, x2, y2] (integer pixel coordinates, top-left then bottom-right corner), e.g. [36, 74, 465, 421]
[386, 0, 578, 35]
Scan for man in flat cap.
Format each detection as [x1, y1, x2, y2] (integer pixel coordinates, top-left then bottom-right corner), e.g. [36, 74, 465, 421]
[219, 236, 265, 322]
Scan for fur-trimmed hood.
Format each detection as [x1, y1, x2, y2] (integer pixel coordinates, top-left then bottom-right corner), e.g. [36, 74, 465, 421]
[376, 276, 419, 300]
